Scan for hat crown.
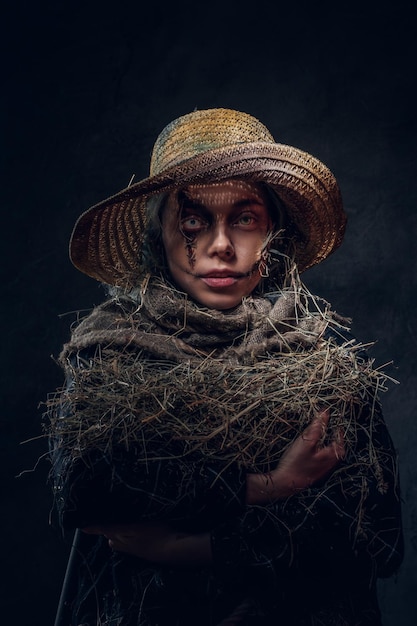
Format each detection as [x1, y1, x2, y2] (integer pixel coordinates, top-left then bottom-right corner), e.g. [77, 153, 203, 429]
[150, 108, 275, 176]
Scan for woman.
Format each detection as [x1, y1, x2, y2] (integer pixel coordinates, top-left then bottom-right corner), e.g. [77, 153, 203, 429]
[47, 108, 403, 625]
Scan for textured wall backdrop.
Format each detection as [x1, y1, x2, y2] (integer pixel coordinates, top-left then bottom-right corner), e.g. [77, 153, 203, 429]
[2, 2, 416, 624]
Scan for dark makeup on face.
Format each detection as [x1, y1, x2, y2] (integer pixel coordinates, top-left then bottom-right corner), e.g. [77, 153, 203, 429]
[161, 180, 274, 310]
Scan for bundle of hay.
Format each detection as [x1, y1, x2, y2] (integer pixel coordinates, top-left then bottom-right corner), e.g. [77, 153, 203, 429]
[46, 335, 390, 475]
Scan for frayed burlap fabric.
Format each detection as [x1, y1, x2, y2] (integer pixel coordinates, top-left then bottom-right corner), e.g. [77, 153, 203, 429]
[46, 276, 390, 488]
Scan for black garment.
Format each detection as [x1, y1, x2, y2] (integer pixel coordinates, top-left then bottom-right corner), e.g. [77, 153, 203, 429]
[49, 331, 403, 625]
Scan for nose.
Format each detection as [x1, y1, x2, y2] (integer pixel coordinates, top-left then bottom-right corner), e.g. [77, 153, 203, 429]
[207, 224, 235, 260]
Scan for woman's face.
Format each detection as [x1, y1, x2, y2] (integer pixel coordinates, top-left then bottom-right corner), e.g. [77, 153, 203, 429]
[161, 180, 272, 310]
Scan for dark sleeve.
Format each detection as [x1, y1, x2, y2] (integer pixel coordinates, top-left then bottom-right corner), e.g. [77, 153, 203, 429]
[211, 400, 403, 584]
[52, 446, 246, 530]
[48, 350, 247, 530]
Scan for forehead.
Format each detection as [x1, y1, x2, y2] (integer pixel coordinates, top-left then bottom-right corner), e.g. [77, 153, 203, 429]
[180, 179, 266, 207]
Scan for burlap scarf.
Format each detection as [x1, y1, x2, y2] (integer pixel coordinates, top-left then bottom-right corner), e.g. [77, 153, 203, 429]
[48, 276, 387, 474]
[60, 275, 328, 361]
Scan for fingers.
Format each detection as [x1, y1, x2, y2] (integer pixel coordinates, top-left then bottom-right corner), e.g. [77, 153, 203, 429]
[301, 409, 329, 445]
[302, 409, 345, 460]
[315, 431, 345, 463]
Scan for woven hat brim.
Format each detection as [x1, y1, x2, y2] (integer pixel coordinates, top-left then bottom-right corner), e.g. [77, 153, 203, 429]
[70, 142, 346, 287]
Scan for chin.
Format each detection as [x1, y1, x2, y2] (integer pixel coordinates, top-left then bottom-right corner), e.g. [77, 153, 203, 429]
[193, 291, 248, 311]
[175, 275, 261, 310]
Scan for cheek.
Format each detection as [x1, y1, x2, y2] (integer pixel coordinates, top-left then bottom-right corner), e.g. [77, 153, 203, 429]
[234, 233, 266, 262]
[248, 268, 263, 291]
[162, 232, 192, 278]
[164, 230, 198, 265]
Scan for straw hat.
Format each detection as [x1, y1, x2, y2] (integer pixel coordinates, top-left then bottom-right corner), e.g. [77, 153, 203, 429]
[69, 108, 347, 286]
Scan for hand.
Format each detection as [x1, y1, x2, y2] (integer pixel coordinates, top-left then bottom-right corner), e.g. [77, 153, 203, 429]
[246, 409, 345, 504]
[82, 522, 212, 564]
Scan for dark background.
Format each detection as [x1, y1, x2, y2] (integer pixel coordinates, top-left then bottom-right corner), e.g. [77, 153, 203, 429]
[2, 1, 416, 624]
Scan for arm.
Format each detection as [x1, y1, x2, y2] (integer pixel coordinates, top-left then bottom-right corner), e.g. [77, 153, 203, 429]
[59, 389, 402, 582]
[81, 410, 344, 563]
[51, 344, 340, 531]
[50, 347, 403, 579]
[246, 409, 344, 504]
[211, 401, 403, 582]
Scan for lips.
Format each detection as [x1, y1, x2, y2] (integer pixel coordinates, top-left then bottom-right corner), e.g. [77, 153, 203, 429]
[199, 270, 246, 288]
[201, 276, 238, 287]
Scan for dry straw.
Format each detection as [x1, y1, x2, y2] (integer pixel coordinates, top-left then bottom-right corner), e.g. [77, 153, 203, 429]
[46, 325, 392, 482]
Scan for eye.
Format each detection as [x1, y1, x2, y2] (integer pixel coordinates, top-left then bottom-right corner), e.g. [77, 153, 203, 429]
[181, 215, 206, 233]
[234, 212, 257, 229]
[238, 214, 254, 225]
